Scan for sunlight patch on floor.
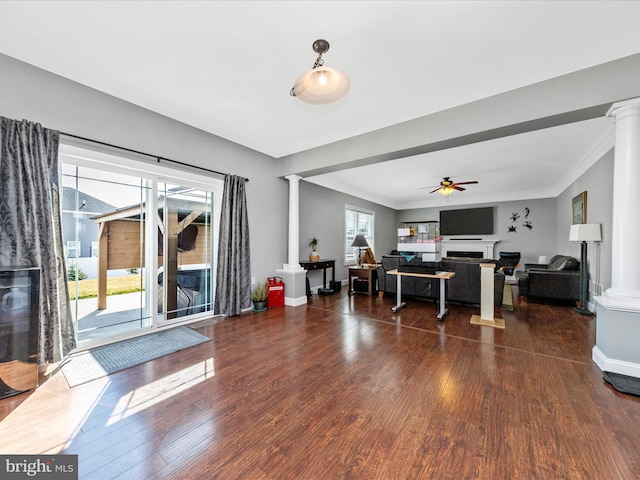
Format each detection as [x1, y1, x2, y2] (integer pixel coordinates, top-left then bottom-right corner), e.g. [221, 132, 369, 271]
[106, 358, 215, 426]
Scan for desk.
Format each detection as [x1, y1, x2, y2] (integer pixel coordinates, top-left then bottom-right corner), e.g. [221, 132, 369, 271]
[348, 266, 377, 296]
[299, 259, 336, 298]
[387, 269, 455, 320]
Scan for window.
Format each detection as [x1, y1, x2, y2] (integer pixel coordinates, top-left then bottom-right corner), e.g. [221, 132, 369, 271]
[345, 205, 374, 265]
[66, 241, 80, 259]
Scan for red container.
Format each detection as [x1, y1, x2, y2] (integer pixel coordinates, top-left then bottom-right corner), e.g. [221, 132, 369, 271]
[267, 276, 285, 308]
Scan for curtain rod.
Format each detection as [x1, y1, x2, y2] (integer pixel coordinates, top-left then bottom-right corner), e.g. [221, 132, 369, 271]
[60, 132, 249, 182]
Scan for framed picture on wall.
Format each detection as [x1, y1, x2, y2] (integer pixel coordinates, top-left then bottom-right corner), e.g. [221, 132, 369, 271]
[572, 191, 587, 224]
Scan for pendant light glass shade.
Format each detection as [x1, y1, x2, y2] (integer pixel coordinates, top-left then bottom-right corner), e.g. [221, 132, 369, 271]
[291, 66, 350, 104]
[290, 39, 350, 105]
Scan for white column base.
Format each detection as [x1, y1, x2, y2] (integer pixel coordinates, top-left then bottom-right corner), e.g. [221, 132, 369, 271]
[592, 346, 640, 378]
[276, 268, 307, 306]
[593, 295, 640, 378]
[285, 295, 308, 307]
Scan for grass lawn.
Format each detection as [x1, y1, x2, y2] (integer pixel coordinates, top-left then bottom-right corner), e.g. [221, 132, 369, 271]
[69, 274, 144, 300]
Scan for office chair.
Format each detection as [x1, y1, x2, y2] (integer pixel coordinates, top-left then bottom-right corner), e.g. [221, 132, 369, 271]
[498, 251, 521, 276]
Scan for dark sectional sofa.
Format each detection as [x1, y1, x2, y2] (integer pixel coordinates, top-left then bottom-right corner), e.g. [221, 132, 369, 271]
[376, 255, 506, 306]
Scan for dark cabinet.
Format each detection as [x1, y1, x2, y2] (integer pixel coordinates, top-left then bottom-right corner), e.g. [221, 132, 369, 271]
[0, 266, 40, 399]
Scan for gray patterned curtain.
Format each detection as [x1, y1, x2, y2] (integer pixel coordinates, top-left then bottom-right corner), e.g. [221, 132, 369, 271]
[0, 117, 75, 363]
[214, 174, 251, 316]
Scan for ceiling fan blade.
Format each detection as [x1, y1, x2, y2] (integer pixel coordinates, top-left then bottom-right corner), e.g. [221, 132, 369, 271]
[452, 181, 478, 186]
[453, 186, 466, 191]
[429, 187, 442, 194]
[418, 185, 441, 190]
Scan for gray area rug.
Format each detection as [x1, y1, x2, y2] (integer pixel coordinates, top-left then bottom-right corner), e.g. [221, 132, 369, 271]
[604, 371, 640, 397]
[61, 326, 210, 387]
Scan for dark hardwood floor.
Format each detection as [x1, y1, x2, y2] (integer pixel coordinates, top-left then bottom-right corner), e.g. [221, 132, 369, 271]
[2, 288, 640, 479]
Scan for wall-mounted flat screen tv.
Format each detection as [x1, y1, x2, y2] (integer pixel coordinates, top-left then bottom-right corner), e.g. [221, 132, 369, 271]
[439, 207, 494, 235]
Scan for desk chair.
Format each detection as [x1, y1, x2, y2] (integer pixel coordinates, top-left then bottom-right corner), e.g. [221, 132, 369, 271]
[498, 251, 521, 277]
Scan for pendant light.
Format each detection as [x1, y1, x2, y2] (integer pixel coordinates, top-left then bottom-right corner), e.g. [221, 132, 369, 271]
[290, 39, 350, 105]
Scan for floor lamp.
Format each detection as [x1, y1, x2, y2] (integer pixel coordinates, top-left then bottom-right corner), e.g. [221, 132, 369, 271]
[569, 223, 601, 316]
[351, 235, 369, 267]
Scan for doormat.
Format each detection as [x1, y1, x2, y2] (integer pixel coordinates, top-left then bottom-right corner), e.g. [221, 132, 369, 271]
[61, 326, 210, 387]
[603, 371, 640, 397]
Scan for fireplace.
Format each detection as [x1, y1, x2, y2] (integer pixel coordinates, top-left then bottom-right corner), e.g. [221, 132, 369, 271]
[441, 240, 498, 259]
[447, 251, 484, 258]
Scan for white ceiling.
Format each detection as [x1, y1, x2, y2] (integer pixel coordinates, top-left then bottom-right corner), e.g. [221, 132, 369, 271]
[1, 1, 640, 209]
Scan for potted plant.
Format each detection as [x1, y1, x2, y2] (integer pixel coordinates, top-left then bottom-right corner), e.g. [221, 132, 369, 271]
[251, 281, 268, 311]
[309, 237, 320, 262]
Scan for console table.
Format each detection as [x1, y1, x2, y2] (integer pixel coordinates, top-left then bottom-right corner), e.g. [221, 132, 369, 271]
[387, 269, 455, 320]
[299, 259, 336, 298]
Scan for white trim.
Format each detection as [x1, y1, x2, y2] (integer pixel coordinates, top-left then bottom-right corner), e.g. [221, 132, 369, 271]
[345, 204, 375, 266]
[345, 203, 375, 215]
[59, 143, 222, 190]
[555, 122, 615, 196]
[441, 239, 498, 259]
[285, 295, 308, 307]
[592, 346, 640, 378]
[595, 293, 640, 313]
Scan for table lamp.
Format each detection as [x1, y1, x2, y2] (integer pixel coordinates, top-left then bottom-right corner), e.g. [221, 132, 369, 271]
[351, 235, 369, 267]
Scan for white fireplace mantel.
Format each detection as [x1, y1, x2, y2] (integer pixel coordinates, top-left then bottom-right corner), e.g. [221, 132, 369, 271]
[441, 239, 499, 259]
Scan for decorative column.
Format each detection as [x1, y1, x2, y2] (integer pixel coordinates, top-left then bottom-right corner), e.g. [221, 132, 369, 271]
[282, 175, 304, 271]
[594, 97, 640, 378]
[606, 98, 640, 301]
[276, 175, 307, 306]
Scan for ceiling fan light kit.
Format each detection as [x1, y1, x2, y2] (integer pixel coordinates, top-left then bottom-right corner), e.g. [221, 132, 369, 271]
[290, 39, 350, 105]
[421, 177, 479, 197]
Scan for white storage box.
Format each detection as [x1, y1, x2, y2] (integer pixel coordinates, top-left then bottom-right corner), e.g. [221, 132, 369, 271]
[422, 252, 442, 262]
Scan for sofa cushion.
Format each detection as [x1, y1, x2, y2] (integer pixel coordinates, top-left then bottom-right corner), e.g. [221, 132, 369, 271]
[548, 255, 579, 271]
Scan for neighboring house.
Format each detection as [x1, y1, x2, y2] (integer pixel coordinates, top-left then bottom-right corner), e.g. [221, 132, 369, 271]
[60, 187, 116, 259]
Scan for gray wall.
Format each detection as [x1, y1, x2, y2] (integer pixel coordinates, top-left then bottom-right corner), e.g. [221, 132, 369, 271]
[1, 51, 614, 294]
[299, 181, 397, 288]
[0, 53, 288, 283]
[556, 149, 614, 291]
[398, 198, 558, 265]
[396, 149, 614, 293]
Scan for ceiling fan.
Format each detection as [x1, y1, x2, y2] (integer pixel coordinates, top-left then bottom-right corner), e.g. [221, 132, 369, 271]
[420, 177, 479, 195]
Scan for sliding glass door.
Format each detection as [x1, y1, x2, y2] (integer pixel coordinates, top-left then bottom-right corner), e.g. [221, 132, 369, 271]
[60, 145, 221, 348]
[61, 164, 152, 343]
[157, 182, 214, 324]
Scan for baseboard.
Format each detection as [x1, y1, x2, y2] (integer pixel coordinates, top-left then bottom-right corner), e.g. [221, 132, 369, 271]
[592, 346, 640, 378]
[285, 295, 307, 307]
